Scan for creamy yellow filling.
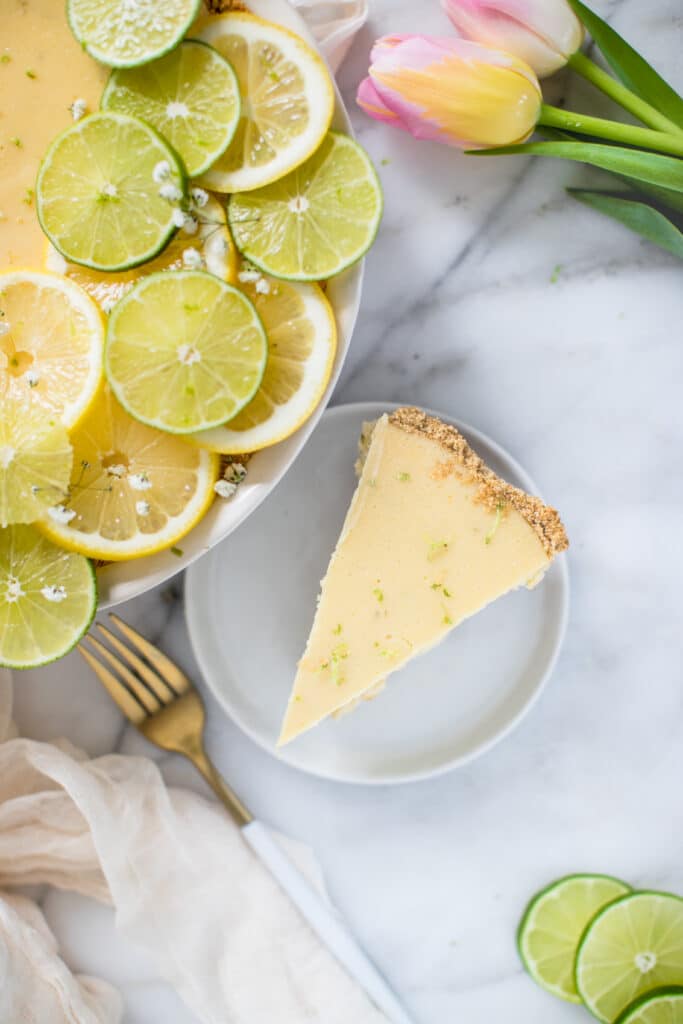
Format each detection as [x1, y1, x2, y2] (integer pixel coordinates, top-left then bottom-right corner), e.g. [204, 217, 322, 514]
[279, 415, 552, 744]
[0, 0, 107, 269]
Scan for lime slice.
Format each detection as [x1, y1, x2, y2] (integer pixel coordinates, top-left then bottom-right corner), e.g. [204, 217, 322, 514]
[101, 41, 240, 177]
[0, 399, 73, 528]
[45, 195, 238, 313]
[616, 988, 683, 1024]
[0, 271, 104, 429]
[518, 874, 631, 1003]
[228, 132, 383, 280]
[38, 386, 219, 561]
[67, 0, 202, 68]
[191, 267, 336, 453]
[37, 112, 186, 272]
[105, 271, 267, 433]
[196, 12, 335, 193]
[0, 525, 96, 669]
[576, 892, 683, 1023]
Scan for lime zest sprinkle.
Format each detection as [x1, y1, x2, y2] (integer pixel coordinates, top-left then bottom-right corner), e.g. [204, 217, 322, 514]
[10, 137, 22, 148]
[443, 614, 453, 626]
[431, 582, 453, 597]
[373, 587, 384, 603]
[0, 55, 11, 64]
[397, 471, 411, 482]
[427, 539, 449, 561]
[25, 68, 37, 79]
[294, 695, 303, 703]
[485, 503, 504, 545]
[23, 188, 34, 206]
[170, 546, 184, 557]
[332, 624, 343, 635]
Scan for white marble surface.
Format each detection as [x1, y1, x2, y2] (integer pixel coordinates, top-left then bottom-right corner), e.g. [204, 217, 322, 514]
[9, 1, 683, 1021]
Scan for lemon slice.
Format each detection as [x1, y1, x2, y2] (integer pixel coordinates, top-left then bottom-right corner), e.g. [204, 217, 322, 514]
[102, 41, 241, 178]
[37, 386, 220, 561]
[191, 266, 336, 453]
[37, 112, 186, 272]
[0, 399, 73, 528]
[105, 270, 267, 434]
[196, 13, 334, 193]
[45, 196, 238, 314]
[0, 271, 103, 428]
[0, 525, 96, 669]
[67, 0, 202, 68]
[229, 132, 383, 280]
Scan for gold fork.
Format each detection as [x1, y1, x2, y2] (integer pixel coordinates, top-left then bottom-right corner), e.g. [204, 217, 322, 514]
[78, 612, 251, 826]
[78, 613, 415, 1024]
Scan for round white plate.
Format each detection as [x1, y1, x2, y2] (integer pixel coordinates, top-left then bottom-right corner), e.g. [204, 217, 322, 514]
[186, 402, 570, 785]
[97, 0, 362, 608]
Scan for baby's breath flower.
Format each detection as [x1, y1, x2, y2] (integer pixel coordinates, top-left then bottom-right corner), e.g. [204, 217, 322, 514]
[48, 505, 76, 525]
[190, 187, 209, 208]
[171, 208, 186, 229]
[135, 500, 151, 516]
[158, 182, 183, 202]
[70, 98, 87, 121]
[182, 247, 203, 270]
[214, 479, 238, 499]
[153, 160, 172, 183]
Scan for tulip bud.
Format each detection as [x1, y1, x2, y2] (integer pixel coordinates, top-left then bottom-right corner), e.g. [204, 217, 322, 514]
[442, 0, 584, 78]
[357, 35, 542, 149]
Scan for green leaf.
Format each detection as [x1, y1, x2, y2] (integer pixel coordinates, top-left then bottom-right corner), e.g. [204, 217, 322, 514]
[632, 180, 683, 214]
[567, 0, 683, 127]
[569, 188, 683, 257]
[469, 141, 683, 192]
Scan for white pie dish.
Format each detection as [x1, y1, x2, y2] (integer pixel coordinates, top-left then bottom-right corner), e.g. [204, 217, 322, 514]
[97, 0, 363, 608]
[185, 401, 570, 786]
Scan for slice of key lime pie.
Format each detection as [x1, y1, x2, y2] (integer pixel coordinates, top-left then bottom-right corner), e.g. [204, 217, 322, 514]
[278, 407, 568, 745]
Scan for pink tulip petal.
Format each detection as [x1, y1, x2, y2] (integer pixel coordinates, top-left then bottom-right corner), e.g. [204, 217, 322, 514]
[356, 76, 401, 126]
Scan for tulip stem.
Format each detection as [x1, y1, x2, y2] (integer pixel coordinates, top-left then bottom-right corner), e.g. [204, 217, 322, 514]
[539, 104, 683, 157]
[568, 52, 683, 137]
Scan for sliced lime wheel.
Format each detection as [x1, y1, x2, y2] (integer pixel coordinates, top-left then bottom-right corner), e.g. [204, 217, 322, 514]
[37, 113, 186, 272]
[616, 988, 683, 1024]
[228, 132, 383, 280]
[0, 399, 73, 528]
[67, 0, 202, 69]
[576, 892, 683, 1023]
[0, 525, 96, 669]
[518, 874, 631, 1003]
[105, 270, 267, 433]
[102, 40, 240, 177]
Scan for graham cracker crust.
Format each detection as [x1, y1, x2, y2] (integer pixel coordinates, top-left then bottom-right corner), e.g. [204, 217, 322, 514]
[389, 407, 569, 558]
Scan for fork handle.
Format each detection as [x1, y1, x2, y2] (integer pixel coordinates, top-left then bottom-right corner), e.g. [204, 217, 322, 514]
[188, 748, 253, 827]
[242, 820, 416, 1024]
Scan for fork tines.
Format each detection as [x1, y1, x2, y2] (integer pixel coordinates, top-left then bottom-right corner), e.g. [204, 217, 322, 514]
[78, 614, 189, 723]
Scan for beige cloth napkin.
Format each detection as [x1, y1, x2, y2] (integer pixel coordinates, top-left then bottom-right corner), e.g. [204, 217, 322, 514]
[0, 668, 388, 1024]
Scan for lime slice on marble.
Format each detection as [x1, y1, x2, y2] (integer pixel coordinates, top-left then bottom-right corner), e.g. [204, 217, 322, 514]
[228, 132, 383, 281]
[0, 525, 96, 669]
[67, 0, 202, 68]
[616, 988, 683, 1024]
[105, 270, 267, 433]
[102, 40, 240, 177]
[518, 873, 631, 1003]
[37, 113, 186, 272]
[576, 892, 683, 1022]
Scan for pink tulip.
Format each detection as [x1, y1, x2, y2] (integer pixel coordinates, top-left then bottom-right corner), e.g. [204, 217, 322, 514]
[357, 35, 542, 149]
[442, 0, 584, 77]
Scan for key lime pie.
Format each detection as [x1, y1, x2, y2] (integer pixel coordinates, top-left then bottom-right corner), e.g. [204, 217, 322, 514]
[279, 408, 568, 744]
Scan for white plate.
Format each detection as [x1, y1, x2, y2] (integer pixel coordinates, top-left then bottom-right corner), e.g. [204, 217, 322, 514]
[186, 403, 570, 785]
[97, 0, 362, 608]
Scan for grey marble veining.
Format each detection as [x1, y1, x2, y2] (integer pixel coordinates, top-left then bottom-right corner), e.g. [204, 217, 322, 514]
[12, 2, 683, 1022]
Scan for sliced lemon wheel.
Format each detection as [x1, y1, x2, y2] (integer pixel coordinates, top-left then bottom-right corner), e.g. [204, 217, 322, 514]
[229, 132, 383, 280]
[37, 387, 220, 561]
[0, 399, 73, 528]
[191, 266, 336, 453]
[0, 525, 96, 669]
[0, 271, 103, 428]
[45, 196, 238, 314]
[67, 0, 202, 69]
[196, 13, 334, 193]
[105, 271, 267, 434]
[37, 112, 186, 272]
[102, 41, 241, 178]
